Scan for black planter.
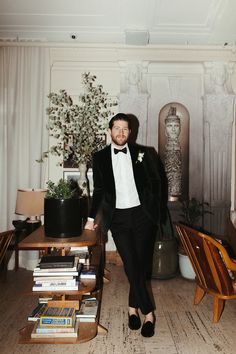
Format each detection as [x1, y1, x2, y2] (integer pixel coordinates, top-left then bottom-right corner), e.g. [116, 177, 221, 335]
[152, 238, 179, 279]
[44, 198, 82, 238]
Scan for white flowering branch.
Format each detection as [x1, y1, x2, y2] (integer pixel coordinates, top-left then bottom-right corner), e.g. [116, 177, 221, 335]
[43, 72, 117, 167]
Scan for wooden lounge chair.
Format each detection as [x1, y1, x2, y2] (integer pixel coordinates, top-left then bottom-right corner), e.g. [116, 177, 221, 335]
[175, 223, 236, 323]
[0, 230, 14, 280]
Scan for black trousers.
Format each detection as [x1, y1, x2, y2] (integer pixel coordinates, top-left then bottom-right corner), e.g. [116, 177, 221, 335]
[110, 206, 156, 315]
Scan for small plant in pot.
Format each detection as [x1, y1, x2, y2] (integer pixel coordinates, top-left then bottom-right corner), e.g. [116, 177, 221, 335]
[177, 197, 212, 279]
[44, 179, 83, 238]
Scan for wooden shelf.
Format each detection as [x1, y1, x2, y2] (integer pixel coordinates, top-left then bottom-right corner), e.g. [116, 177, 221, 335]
[18, 226, 97, 249]
[19, 322, 97, 344]
[18, 225, 106, 345]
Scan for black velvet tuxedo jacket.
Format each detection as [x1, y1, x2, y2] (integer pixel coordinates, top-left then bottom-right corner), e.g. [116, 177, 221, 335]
[89, 143, 168, 233]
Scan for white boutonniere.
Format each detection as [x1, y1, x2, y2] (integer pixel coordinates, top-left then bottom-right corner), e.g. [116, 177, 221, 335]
[136, 151, 145, 163]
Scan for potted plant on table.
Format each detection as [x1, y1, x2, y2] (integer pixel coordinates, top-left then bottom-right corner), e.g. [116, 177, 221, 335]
[39, 72, 117, 197]
[44, 178, 83, 238]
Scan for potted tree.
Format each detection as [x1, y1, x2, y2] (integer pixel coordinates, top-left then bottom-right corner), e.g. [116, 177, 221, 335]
[177, 197, 212, 279]
[152, 209, 179, 279]
[44, 179, 83, 238]
[39, 72, 117, 196]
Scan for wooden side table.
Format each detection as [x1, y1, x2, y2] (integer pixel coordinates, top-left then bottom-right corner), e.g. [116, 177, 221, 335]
[18, 225, 108, 344]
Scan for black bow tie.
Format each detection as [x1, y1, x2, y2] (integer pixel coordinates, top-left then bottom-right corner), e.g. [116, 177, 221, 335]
[114, 147, 127, 154]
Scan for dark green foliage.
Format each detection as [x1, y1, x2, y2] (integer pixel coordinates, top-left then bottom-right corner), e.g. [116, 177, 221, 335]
[179, 197, 212, 227]
[45, 179, 82, 199]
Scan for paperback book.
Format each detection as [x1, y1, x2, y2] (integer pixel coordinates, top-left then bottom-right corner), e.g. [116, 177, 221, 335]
[31, 320, 79, 338]
[34, 275, 75, 282]
[35, 279, 77, 286]
[32, 281, 79, 292]
[33, 270, 79, 277]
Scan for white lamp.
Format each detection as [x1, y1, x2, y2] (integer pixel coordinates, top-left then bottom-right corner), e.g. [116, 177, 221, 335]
[15, 189, 47, 223]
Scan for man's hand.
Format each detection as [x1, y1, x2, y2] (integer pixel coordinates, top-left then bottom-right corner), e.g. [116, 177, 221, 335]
[84, 219, 98, 230]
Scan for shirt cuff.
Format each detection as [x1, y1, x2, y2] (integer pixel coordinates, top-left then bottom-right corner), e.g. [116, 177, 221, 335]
[87, 217, 94, 222]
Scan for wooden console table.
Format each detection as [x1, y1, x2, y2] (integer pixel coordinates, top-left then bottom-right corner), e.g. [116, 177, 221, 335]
[18, 225, 107, 344]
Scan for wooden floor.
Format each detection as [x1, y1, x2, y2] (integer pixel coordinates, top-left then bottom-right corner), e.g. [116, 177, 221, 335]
[1, 264, 236, 354]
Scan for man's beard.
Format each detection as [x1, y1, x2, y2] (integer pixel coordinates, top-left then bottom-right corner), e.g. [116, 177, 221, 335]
[112, 135, 128, 146]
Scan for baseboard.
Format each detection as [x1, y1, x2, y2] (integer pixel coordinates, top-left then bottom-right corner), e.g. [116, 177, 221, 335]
[106, 251, 123, 266]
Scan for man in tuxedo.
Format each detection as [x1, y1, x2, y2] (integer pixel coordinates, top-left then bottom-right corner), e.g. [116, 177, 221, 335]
[85, 113, 168, 337]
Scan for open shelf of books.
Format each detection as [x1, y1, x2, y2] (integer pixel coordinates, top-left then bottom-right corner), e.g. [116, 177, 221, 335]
[18, 225, 106, 344]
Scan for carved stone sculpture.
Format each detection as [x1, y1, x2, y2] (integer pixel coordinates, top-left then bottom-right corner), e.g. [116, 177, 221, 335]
[164, 106, 182, 200]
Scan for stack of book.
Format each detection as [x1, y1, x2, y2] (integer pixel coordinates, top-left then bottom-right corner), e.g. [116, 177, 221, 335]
[75, 297, 98, 322]
[32, 255, 82, 292]
[31, 303, 79, 338]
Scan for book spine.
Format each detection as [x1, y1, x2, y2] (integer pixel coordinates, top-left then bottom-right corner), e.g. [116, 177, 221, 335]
[32, 285, 78, 291]
[35, 280, 76, 286]
[33, 271, 78, 276]
[39, 317, 74, 327]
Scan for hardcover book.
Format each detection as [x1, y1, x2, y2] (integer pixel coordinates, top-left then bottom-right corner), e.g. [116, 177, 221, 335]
[27, 303, 47, 321]
[39, 306, 76, 327]
[39, 255, 75, 269]
[33, 262, 82, 276]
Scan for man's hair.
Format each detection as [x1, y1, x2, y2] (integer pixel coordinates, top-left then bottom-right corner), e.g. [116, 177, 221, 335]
[109, 113, 131, 129]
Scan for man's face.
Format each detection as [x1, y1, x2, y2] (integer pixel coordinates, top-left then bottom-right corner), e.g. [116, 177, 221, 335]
[109, 120, 130, 146]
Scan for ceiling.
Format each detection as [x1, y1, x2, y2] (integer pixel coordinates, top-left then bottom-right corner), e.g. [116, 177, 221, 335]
[0, 0, 236, 46]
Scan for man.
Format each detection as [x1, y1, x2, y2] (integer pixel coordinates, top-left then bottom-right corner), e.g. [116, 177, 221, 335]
[85, 113, 168, 337]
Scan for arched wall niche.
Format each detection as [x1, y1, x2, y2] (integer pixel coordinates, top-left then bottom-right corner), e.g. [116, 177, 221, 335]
[158, 102, 189, 202]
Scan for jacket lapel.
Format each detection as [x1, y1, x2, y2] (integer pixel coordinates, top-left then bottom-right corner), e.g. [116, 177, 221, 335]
[128, 144, 146, 190]
[103, 145, 115, 192]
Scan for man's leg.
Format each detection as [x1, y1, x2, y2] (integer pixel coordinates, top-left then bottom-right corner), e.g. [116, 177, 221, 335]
[111, 207, 155, 314]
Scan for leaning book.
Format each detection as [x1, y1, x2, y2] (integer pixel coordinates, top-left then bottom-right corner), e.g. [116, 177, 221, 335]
[75, 298, 98, 321]
[27, 303, 47, 321]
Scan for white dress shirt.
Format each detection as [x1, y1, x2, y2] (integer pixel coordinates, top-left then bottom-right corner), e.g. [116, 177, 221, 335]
[111, 143, 140, 209]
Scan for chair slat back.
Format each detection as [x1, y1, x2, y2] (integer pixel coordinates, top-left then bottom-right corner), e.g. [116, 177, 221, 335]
[175, 223, 234, 296]
[0, 230, 14, 265]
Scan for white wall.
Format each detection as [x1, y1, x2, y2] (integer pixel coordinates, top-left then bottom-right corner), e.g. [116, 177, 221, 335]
[42, 44, 236, 246]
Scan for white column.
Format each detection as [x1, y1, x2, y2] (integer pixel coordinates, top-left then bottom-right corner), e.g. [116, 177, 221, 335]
[203, 62, 235, 233]
[119, 61, 149, 145]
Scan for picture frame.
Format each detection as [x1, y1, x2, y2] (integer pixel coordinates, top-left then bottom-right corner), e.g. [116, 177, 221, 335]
[63, 169, 94, 196]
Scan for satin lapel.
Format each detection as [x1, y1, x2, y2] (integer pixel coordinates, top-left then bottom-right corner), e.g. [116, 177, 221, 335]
[129, 144, 139, 167]
[103, 145, 115, 191]
[129, 144, 144, 186]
